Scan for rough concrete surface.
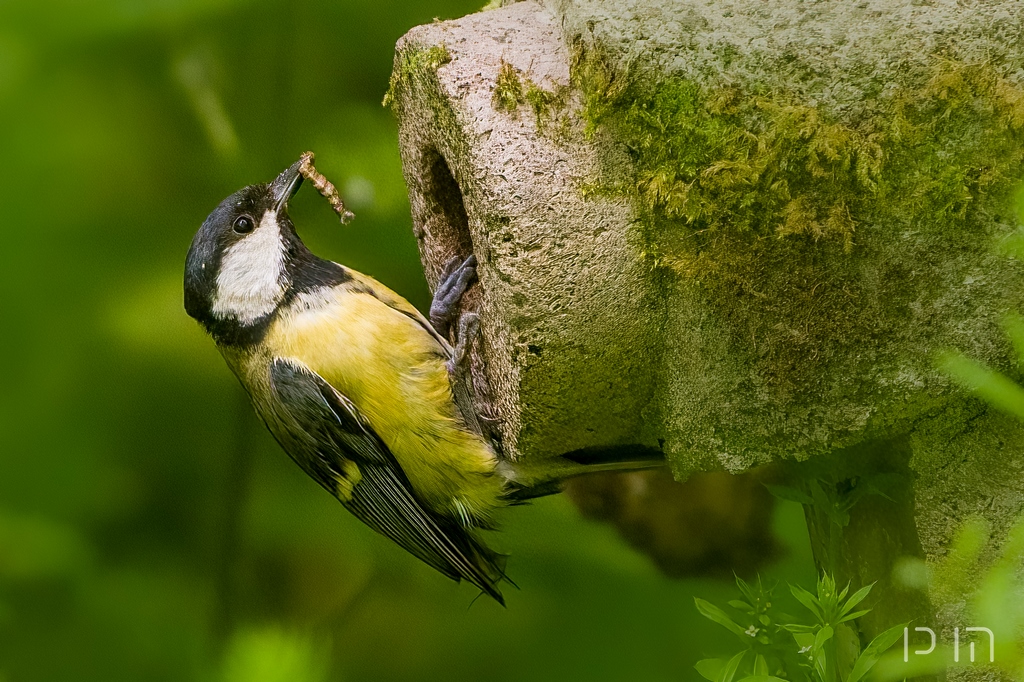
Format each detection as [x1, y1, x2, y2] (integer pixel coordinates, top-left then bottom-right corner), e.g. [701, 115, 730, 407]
[391, 2, 663, 465]
[388, 1, 1024, 669]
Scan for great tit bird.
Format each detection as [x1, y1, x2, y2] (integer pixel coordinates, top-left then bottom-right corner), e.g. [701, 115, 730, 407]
[184, 156, 662, 604]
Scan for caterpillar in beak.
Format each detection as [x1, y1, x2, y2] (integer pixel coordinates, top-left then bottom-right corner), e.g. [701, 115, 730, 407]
[299, 150, 355, 224]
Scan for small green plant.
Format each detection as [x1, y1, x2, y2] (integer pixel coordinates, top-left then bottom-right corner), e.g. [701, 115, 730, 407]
[694, 575, 804, 680]
[695, 574, 905, 682]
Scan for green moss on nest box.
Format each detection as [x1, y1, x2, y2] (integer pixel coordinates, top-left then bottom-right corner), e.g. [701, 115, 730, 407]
[492, 60, 523, 112]
[383, 43, 451, 109]
[567, 38, 1024, 462]
[575, 51, 1024, 267]
[492, 60, 568, 130]
[524, 81, 557, 127]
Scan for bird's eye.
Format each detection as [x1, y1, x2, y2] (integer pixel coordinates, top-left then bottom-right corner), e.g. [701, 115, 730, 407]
[233, 215, 255, 234]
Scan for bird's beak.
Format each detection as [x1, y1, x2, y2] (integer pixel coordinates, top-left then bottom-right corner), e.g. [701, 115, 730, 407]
[270, 158, 304, 213]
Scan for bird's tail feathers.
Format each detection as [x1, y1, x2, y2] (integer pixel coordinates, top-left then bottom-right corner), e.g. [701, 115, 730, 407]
[460, 531, 514, 605]
[500, 444, 666, 503]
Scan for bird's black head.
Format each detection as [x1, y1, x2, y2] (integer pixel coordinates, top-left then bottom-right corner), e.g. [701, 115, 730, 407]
[184, 158, 336, 346]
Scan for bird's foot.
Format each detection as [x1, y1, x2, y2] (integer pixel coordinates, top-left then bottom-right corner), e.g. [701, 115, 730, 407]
[430, 254, 477, 338]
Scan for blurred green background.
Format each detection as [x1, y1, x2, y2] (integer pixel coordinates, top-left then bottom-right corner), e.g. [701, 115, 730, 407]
[0, 1, 814, 680]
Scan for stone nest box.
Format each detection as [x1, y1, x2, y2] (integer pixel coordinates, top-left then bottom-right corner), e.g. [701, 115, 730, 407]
[387, 0, 1024, 655]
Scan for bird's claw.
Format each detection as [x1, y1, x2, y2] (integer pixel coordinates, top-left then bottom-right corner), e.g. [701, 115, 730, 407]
[430, 254, 477, 338]
[477, 411, 503, 428]
[446, 312, 480, 378]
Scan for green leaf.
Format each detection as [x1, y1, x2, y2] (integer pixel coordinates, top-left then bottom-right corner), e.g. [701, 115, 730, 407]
[736, 677, 788, 682]
[846, 623, 907, 682]
[793, 631, 815, 652]
[938, 351, 1024, 422]
[862, 473, 901, 502]
[837, 609, 871, 624]
[840, 583, 875, 617]
[758, 615, 771, 626]
[695, 598, 749, 638]
[789, 584, 824, 622]
[1005, 313, 1024, 364]
[735, 575, 766, 606]
[809, 480, 851, 529]
[785, 624, 818, 634]
[813, 625, 834, 652]
[695, 658, 726, 681]
[997, 224, 1024, 260]
[813, 647, 828, 681]
[764, 484, 813, 505]
[717, 650, 747, 682]
[729, 600, 754, 611]
[811, 626, 834, 682]
[753, 654, 768, 676]
[814, 657, 827, 682]
[808, 479, 829, 505]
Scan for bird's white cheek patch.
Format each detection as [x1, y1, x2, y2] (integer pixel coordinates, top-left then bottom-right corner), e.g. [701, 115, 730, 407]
[212, 212, 287, 323]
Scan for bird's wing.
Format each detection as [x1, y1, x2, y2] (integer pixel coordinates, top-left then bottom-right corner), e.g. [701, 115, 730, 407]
[267, 357, 505, 604]
[341, 269, 487, 439]
[344, 269, 452, 356]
